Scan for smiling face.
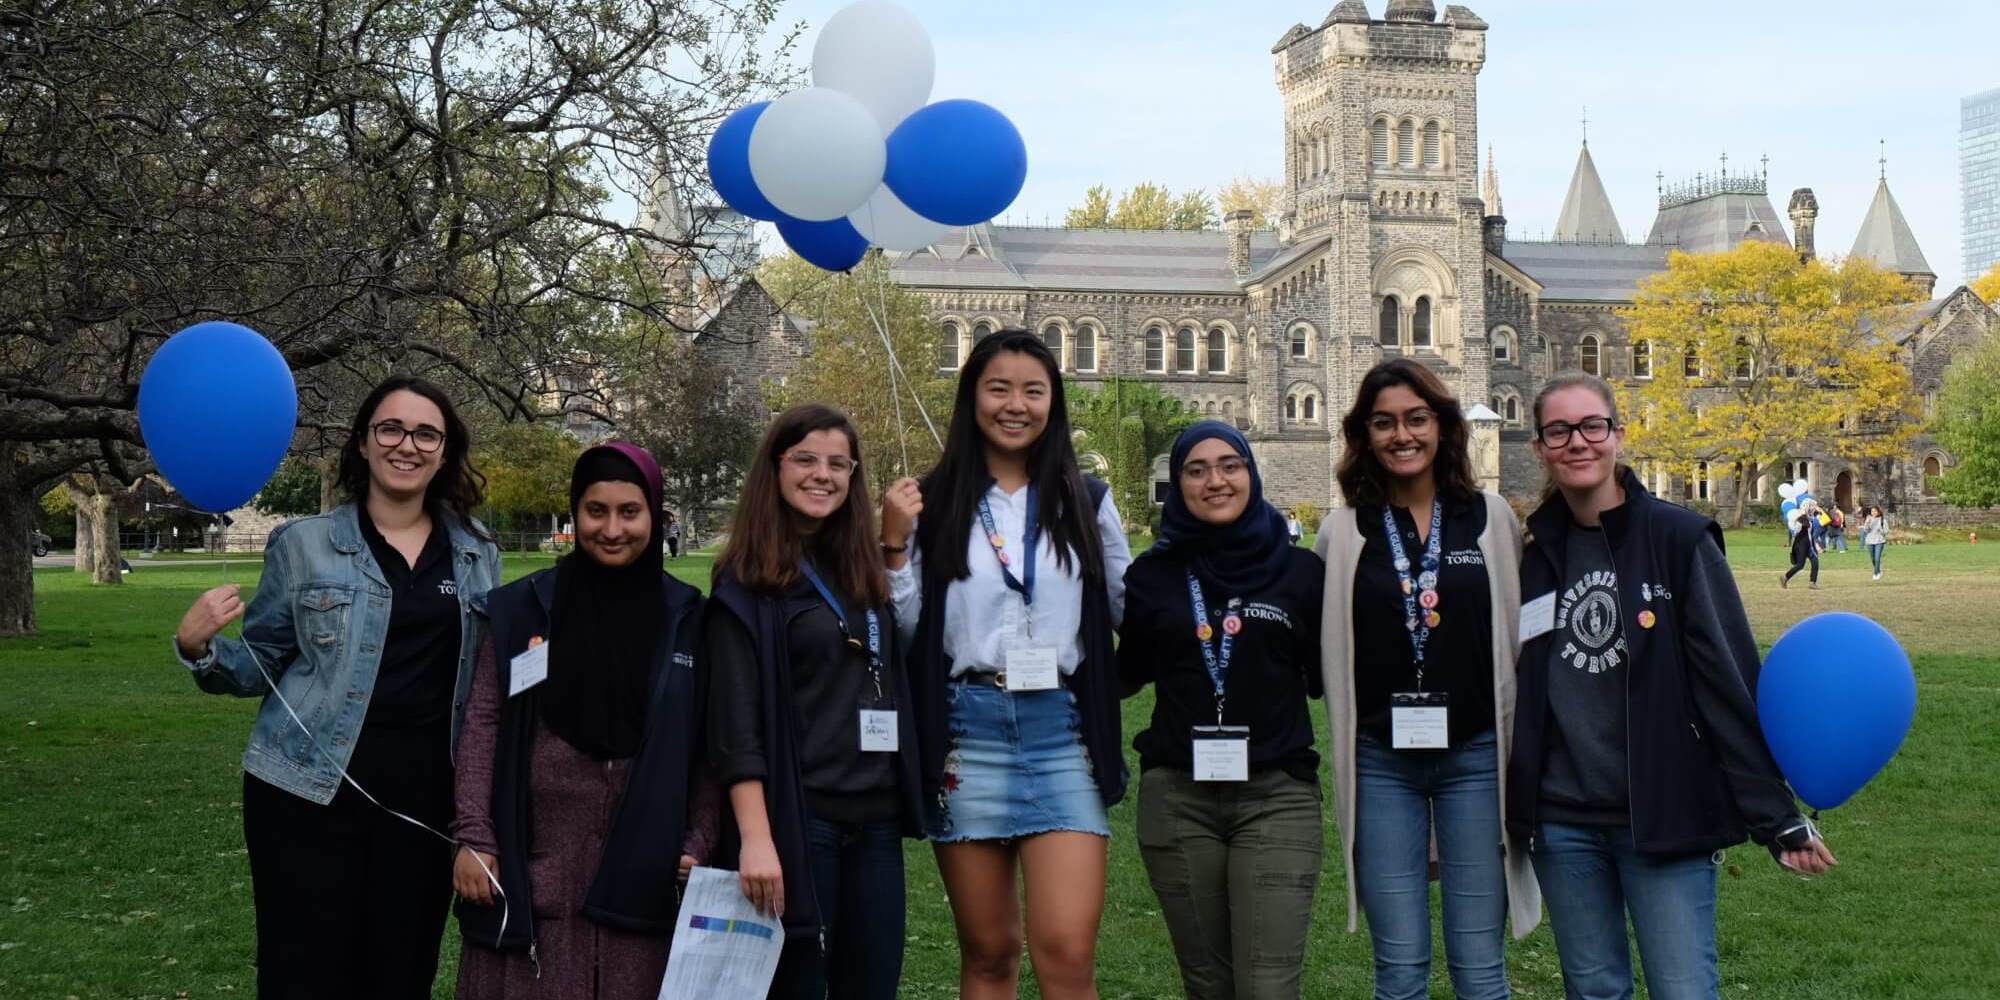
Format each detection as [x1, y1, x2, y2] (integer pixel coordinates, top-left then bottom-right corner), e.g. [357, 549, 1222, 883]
[576, 480, 651, 568]
[974, 350, 1052, 457]
[1179, 437, 1252, 526]
[362, 389, 447, 503]
[1533, 385, 1624, 494]
[1367, 383, 1439, 485]
[778, 428, 854, 522]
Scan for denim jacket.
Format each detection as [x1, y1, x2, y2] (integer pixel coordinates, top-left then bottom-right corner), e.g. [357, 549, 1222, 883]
[175, 503, 501, 804]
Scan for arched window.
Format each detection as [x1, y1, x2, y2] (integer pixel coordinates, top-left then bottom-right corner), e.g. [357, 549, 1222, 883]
[1041, 323, 1064, 369]
[1073, 323, 1098, 372]
[1398, 119, 1417, 167]
[973, 320, 995, 341]
[1175, 327, 1198, 373]
[1289, 323, 1311, 360]
[1502, 394, 1520, 426]
[1379, 297, 1400, 345]
[1204, 400, 1217, 415]
[1145, 327, 1165, 372]
[1683, 348, 1701, 378]
[938, 322, 963, 370]
[1733, 337, 1753, 379]
[1694, 461, 1711, 502]
[1580, 334, 1601, 376]
[1221, 400, 1232, 416]
[1285, 395, 1298, 420]
[1302, 395, 1317, 421]
[1423, 121, 1441, 167]
[1206, 329, 1228, 373]
[1633, 339, 1652, 378]
[1924, 456, 1943, 497]
[1492, 326, 1514, 363]
[1372, 118, 1390, 165]
[1412, 297, 1432, 348]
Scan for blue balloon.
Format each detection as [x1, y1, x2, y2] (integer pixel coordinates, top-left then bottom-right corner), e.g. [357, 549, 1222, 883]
[884, 99, 1026, 226]
[138, 322, 297, 513]
[708, 102, 783, 222]
[1757, 612, 1915, 810]
[777, 215, 869, 272]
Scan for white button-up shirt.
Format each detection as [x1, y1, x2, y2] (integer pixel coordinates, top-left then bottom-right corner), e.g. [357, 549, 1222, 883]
[889, 482, 1131, 676]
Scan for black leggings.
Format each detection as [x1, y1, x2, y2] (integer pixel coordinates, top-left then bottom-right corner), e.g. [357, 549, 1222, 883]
[1784, 548, 1819, 584]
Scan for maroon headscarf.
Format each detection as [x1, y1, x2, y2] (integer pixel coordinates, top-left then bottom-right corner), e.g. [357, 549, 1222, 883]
[544, 442, 666, 759]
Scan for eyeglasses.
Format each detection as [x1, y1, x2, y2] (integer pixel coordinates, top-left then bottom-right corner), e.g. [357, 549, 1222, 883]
[1181, 456, 1249, 482]
[1536, 416, 1618, 448]
[783, 451, 855, 477]
[372, 422, 445, 453]
[1366, 409, 1435, 436]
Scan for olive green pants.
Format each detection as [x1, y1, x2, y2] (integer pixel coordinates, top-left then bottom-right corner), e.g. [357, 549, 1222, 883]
[1136, 765, 1325, 1000]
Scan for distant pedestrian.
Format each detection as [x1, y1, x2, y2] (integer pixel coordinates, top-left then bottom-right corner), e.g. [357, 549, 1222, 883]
[1861, 505, 1888, 581]
[1783, 500, 1821, 589]
[1286, 510, 1304, 546]
[665, 511, 682, 558]
[1827, 506, 1847, 553]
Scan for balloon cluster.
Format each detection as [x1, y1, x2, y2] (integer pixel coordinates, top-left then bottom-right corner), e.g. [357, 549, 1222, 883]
[1776, 478, 1815, 532]
[706, 0, 1027, 272]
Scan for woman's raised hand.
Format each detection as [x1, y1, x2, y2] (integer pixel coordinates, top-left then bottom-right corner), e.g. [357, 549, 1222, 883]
[176, 584, 244, 660]
[881, 477, 923, 549]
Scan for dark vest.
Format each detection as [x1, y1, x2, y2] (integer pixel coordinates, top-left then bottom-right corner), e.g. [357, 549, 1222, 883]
[909, 475, 1128, 808]
[456, 566, 705, 950]
[706, 572, 924, 941]
[1510, 467, 1745, 856]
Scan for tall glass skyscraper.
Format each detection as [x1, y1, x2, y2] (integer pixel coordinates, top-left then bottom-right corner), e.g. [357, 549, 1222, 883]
[1966, 88, 2000, 283]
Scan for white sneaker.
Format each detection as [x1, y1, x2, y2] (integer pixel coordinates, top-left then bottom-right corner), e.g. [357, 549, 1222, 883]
[1873, 573, 1882, 581]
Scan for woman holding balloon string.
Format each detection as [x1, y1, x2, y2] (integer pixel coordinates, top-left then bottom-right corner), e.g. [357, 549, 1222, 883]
[1783, 497, 1822, 590]
[173, 375, 502, 997]
[1511, 371, 1836, 1000]
[880, 331, 1133, 1000]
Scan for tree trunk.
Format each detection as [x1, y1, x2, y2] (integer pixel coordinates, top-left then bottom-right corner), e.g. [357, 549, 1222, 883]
[83, 493, 123, 585]
[0, 473, 37, 637]
[1729, 466, 1751, 528]
[319, 454, 339, 513]
[74, 500, 97, 572]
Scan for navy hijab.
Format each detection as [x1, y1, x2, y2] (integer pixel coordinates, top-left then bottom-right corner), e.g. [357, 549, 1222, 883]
[1140, 420, 1295, 595]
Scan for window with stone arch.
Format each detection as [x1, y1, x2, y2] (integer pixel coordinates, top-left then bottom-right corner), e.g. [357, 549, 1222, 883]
[1412, 297, 1433, 348]
[1371, 117, 1391, 166]
[1733, 337, 1753, 380]
[1204, 400, 1217, 415]
[1493, 386, 1523, 427]
[1423, 120, 1441, 168]
[1683, 348, 1702, 379]
[1379, 297, 1401, 346]
[1175, 326, 1198, 373]
[1144, 326, 1166, 372]
[1491, 325, 1516, 364]
[1073, 322, 1098, 372]
[973, 320, 996, 342]
[1284, 395, 1297, 421]
[938, 320, 964, 370]
[1041, 322, 1065, 370]
[1924, 454, 1944, 497]
[1633, 339, 1652, 378]
[1398, 118, 1417, 167]
[1206, 328, 1228, 373]
[1302, 394, 1317, 421]
[1221, 400, 1233, 417]
[1579, 334, 1602, 376]
[1289, 322, 1314, 361]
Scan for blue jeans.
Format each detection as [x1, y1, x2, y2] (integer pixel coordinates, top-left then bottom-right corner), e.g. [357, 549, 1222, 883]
[1869, 542, 1885, 575]
[1353, 731, 1509, 1000]
[1829, 529, 1847, 552]
[1530, 823, 1720, 1000]
[769, 816, 906, 1000]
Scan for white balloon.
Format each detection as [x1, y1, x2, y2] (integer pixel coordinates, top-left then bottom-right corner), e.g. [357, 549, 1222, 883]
[1778, 482, 1798, 500]
[849, 184, 951, 251]
[1793, 478, 1810, 495]
[813, 0, 935, 134]
[1787, 508, 1805, 528]
[749, 88, 885, 222]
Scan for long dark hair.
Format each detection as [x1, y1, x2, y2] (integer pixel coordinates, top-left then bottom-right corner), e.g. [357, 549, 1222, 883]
[336, 375, 489, 536]
[1336, 357, 1479, 507]
[714, 404, 889, 607]
[917, 330, 1104, 583]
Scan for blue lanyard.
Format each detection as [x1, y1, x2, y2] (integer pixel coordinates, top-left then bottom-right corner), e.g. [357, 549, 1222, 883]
[1381, 498, 1444, 677]
[976, 482, 1038, 607]
[1186, 571, 1234, 722]
[798, 560, 882, 674]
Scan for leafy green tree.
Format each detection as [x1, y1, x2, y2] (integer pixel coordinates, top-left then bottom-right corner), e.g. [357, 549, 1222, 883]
[1932, 333, 2000, 507]
[1069, 379, 1198, 529]
[254, 458, 326, 516]
[623, 343, 766, 542]
[1064, 183, 1215, 231]
[1218, 177, 1284, 227]
[478, 423, 582, 534]
[1064, 185, 1115, 229]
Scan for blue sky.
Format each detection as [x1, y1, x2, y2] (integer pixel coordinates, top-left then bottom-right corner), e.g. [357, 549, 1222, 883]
[748, 0, 1999, 289]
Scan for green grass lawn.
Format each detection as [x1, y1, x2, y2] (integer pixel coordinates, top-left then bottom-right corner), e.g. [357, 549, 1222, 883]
[2, 533, 1997, 998]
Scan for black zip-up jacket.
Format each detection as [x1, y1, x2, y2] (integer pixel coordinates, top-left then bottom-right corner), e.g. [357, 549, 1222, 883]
[457, 567, 706, 951]
[705, 571, 924, 942]
[1510, 467, 1808, 858]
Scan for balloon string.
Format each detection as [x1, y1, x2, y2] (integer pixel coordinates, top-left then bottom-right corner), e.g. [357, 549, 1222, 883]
[865, 250, 912, 477]
[858, 269, 942, 452]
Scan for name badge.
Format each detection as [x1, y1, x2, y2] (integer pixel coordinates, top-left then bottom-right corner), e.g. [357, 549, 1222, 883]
[1520, 591, 1556, 641]
[859, 708, 899, 753]
[1390, 691, 1449, 750]
[1004, 645, 1060, 691]
[1191, 725, 1251, 782]
[509, 641, 550, 697]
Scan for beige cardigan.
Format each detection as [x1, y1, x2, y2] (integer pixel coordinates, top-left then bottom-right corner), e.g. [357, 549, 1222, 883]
[1314, 491, 1542, 940]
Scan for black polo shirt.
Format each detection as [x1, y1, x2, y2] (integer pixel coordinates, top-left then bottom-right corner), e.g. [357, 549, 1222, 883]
[1353, 495, 1496, 747]
[356, 509, 461, 732]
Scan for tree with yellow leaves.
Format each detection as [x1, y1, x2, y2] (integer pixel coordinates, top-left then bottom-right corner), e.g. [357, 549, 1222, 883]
[1972, 262, 2000, 306]
[1622, 240, 1920, 527]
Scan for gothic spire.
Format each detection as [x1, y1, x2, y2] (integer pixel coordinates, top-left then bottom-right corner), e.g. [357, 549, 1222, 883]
[1483, 144, 1503, 218]
[1554, 141, 1624, 243]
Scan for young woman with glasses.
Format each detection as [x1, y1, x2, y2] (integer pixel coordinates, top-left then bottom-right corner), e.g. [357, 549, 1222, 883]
[172, 375, 501, 997]
[1119, 421, 1326, 999]
[1317, 358, 1540, 1000]
[1511, 371, 1836, 1000]
[879, 330, 1132, 1000]
[706, 404, 922, 999]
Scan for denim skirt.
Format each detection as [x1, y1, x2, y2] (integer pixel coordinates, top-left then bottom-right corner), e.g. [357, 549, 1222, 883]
[925, 680, 1110, 842]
